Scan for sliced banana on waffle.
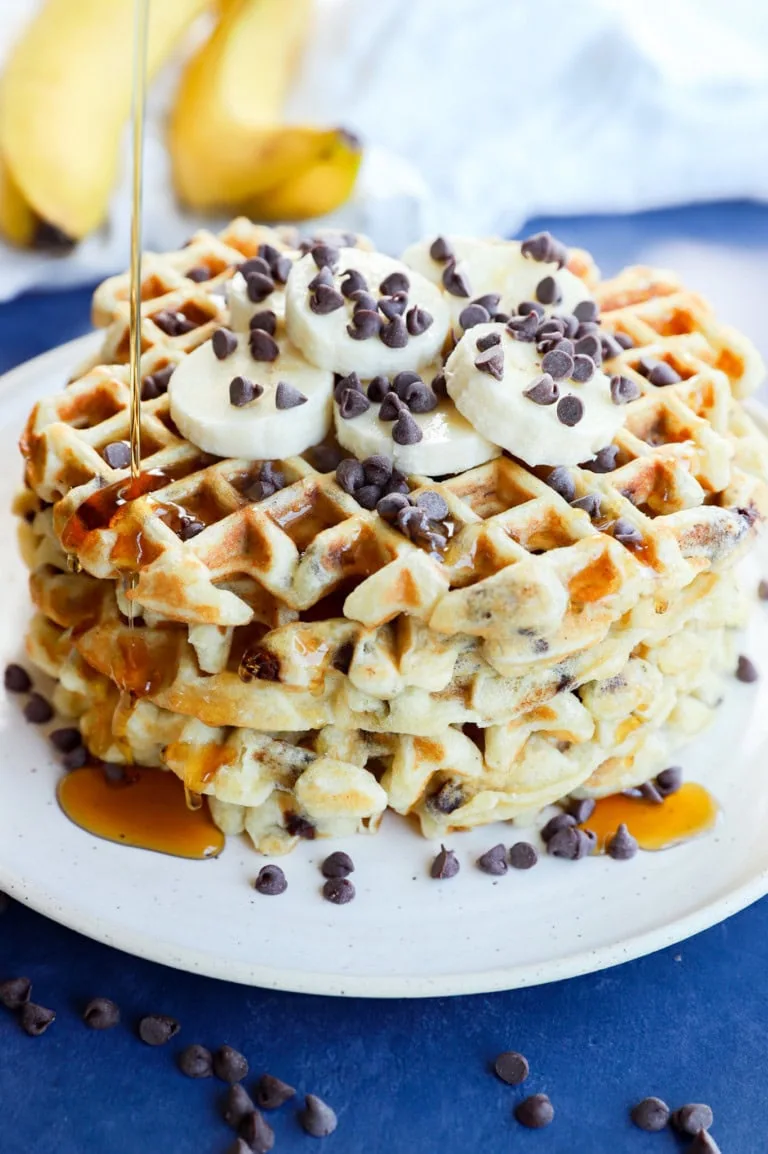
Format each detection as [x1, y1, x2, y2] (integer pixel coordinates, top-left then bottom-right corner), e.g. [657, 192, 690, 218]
[169, 330, 333, 459]
[445, 320, 631, 468]
[402, 233, 592, 329]
[284, 246, 450, 377]
[333, 367, 499, 476]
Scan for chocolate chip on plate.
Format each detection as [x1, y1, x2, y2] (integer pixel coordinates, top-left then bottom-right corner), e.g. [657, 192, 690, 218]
[524, 373, 559, 405]
[323, 877, 355, 904]
[138, 1014, 180, 1046]
[568, 797, 596, 824]
[213, 1045, 249, 1084]
[255, 865, 288, 896]
[547, 825, 593, 860]
[655, 766, 683, 796]
[239, 1109, 275, 1153]
[103, 440, 131, 469]
[49, 727, 81, 754]
[82, 997, 120, 1030]
[62, 744, 89, 771]
[606, 823, 638, 860]
[736, 654, 759, 683]
[255, 1073, 296, 1110]
[177, 1043, 213, 1078]
[515, 1093, 554, 1129]
[689, 1132, 721, 1153]
[429, 236, 454, 262]
[20, 1002, 56, 1036]
[630, 1096, 670, 1132]
[223, 1083, 256, 1127]
[212, 328, 238, 360]
[23, 693, 53, 725]
[225, 1139, 252, 1154]
[299, 1094, 338, 1137]
[430, 845, 460, 879]
[5, 663, 31, 693]
[541, 812, 576, 842]
[275, 382, 307, 410]
[494, 1050, 529, 1085]
[0, 977, 32, 1010]
[477, 844, 508, 876]
[321, 851, 355, 879]
[509, 841, 538, 869]
[672, 1103, 714, 1135]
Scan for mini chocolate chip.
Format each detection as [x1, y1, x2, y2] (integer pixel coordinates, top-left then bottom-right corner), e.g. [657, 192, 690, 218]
[379, 392, 404, 421]
[442, 261, 471, 297]
[429, 236, 454, 262]
[367, 375, 391, 402]
[103, 441, 131, 469]
[648, 359, 682, 386]
[561, 313, 580, 338]
[406, 305, 433, 336]
[249, 330, 279, 362]
[601, 334, 625, 361]
[310, 284, 345, 314]
[384, 468, 409, 495]
[334, 371, 362, 401]
[656, 766, 683, 796]
[475, 348, 504, 380]
[393, 410, 423, 445]
[336, 458, 365, 493]
[185, 265, 211, 282]
[378, 293, 408, 320]
[459, 303, 490, 329]
[556, 394, 583, 426]
[392, 370, 421, 398]
[321, 851, 355, 879]
[506, 312, 538, 341]
[415, 490, 448, 520]
[509, 842, 538, 869]
[223, 1084, 256, 1127]
[429, 782, 465, 814]
[245, 272, 275, 303]
[5, 664, 32, 693]
[213, 328, 238, 360]
[672, 1104, 714, 1135]
[355, 484, 381, 510]
[363, 454, 393, 486]
[640, 780, 664, 804]
[347, 310, 381, 340]
[473, 292, 501, 312]
[515, 1093, 554, 1129]
[229, 376, 260, 407]
[610, 374, 641, 404]
[606, 823, 638, 860]
[574, 333, 602, 361]
[0, 977, 32, 1009]
[20, 1003, 55, 1037]
[323, 877, 355, 904]
[689, 1132, 721, 1153]
[153, 309, 196, 337]
[522, 231, 567, 267]
[83, 997, 120, 1030]
[476, 332, 501, 352]
[141, 364, 174, 400]
[542, 348, 574, 381]
[568, 797, 596, 823]
[239, 1109, 275, 1153]
[547, 825, 593, 860]
[546, 467, 575, 502]
[524, 373, 559, 405]
[494, 1051, 529, 1085]
[24, 693, 53, 724]
[49, 727, 81, 753]
[254, 1073, 296, 1110]
[275, 382, 307, 410]
[214, 1045, 249, 1084]
[352, 290, 378, 313]
[477, 844, 508, 876]
[630, 1097, 670, 1132]
[61, 745, 87, 771]
[380, 271, 410, 296]
[138, 1014, 180, 1046]
[574, 300, 599, 322]
[179, 516, 205, 542]
[255, 865, 287, 896]
[380, 316, 408, 348]
[338, 388, 370, 419]
[571, 493, 602, 519]
[431, 845, 460, 879]
[535, 275, 562, 305]
[582, 444, 618, 473]
[310, 243, 339, 270]
[308, 267, 334, 292]
[542, 814, 577, 842]
[377, 492, 411, 521]
[614, 331, 635, 349]
[178, 1043, 213, 1078]
[405, 382, 438, 413]
[241, 257, 271, 277]
[612, 518, 642, 545]
[249, 310, 277, 335]
[340, 268, 367, 297]
[226, 1138, 252, 1154]
[571, 354, 596, 383]
[299, 1094, 338, 1137]
[518, 300, 546, 317]
[431, 370, 448, 397]
[272, 255, 292, 284]
[736, 655, 759, 683]
[538, 317, 564, 337]
[758, 579, 768, 600]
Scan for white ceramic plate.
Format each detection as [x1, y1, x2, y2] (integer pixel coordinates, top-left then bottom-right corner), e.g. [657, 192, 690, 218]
[2, 334, 768, 998]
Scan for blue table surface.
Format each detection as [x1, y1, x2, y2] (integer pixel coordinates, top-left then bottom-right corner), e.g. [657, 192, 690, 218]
[2, 201, 768, 1154]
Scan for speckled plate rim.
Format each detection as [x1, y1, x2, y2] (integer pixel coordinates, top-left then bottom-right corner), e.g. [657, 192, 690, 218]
[1, 332, 768, 999]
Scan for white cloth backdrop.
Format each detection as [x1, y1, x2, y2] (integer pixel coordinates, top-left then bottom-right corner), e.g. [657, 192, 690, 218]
[1, 0, 768, 300]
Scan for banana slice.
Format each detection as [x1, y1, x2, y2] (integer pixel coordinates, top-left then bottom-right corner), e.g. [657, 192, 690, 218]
[333, 368, 499, 476]
[402, 235, 592, 328]
[169, 333, 333, 459]
[284, 247, 450, 377]
[445, 321, 627, 468]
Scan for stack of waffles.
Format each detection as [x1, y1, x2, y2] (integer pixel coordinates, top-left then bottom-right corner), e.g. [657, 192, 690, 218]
[16, 219, 768, 855]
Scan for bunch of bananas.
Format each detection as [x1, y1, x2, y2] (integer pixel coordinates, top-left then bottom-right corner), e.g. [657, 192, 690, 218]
[0, 0, 362, 248]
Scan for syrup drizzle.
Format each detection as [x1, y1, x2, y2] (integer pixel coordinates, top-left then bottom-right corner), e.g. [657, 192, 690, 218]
[581, 782, 719, 851]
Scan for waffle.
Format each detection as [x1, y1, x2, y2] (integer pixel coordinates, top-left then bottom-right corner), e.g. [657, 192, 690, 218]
[16, 219, 768, 853]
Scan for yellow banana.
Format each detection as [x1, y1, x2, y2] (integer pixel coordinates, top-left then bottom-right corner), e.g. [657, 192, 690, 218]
[0, 0, 212, 241]
[245, 131, 362, 222]
[0, 148, 37, 247]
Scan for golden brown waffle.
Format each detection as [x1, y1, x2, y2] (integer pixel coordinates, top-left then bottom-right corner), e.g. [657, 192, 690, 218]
[16, 220, 768, 852]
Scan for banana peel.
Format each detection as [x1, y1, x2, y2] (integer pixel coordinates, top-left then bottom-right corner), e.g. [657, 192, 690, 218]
[0, 0, 213, 241]
[245, 130, 362, 222]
